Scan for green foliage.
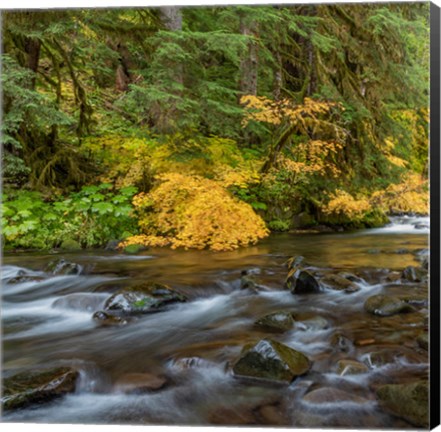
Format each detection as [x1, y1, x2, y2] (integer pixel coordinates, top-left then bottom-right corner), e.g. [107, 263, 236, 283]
[2, 185, 139, 250]
[268, 219, 290, 232]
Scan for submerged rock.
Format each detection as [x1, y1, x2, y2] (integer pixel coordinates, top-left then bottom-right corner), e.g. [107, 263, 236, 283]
[376, 381, 429, 428]
[337, 359, 369, 376]
[114, 373, 167, 394]
[232, 338, 311, 383]
[303, 387, 369, 404]
[52, 293, 107, 312]
[254, 312, 294, 332]
[2, 366, 78, 411]
[104, 282, 187, 315]
[364, 294, 414, 317]
[285, 269, 320, 294]
[321, 274, 360, 293]
[46, 259, 83, 275]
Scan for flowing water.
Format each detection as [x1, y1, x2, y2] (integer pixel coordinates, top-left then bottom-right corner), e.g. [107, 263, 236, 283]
[1, 216, 430, 428]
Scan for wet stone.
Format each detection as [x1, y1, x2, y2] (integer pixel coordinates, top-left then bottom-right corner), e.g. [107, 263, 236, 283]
[337, 359, 369, 376]
[376, 381, 429, 428]
[46, 259, 83, 275]
[321, 274, 359, 293]
[233, 339, 311, 384]
[285, 269, 321, 294]
[365, 350, 397, 367]
[104, 282, 187, 315]
[92, 310, 131, 326]
[2, 366, 78, 411]
[254, 311, 294, 333]
[364, 294, 414, 317]
[303, 387, 369, 404]
[114, 373, 167, 394]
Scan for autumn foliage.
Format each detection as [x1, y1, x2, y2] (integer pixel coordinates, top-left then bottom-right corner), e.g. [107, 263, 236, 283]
[121, 173, 269, 251]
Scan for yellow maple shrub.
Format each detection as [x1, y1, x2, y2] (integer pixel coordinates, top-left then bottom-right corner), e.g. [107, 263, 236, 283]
[370, 173, 428, 215]
[121, 173, 269, 251]
[322, 190, 372, 221]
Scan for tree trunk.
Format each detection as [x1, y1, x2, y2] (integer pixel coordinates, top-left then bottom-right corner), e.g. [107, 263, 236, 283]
[24, 37, 41, 89]
[160, 6, 183, 31]
[239, 18, 259, 96]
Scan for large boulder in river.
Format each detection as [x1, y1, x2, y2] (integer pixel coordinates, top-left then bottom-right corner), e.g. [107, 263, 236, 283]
[232, 339, 311, 383]
[254, 311, 294, 333]
[376, 381, 429, 428]
[364, 294, 414, 317]
[285, 269, 320, 294]
[2, 366, 78, 411]
[104, 282, 187, 315]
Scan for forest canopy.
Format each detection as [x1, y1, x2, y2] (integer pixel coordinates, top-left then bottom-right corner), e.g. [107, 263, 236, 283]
[1, 3, 430, 251]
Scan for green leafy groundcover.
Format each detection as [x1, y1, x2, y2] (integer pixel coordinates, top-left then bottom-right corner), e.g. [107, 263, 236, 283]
[2, 184, 139, 250]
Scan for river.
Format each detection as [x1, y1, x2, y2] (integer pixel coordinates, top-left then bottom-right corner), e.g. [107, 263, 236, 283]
[2, 216, 430, 428]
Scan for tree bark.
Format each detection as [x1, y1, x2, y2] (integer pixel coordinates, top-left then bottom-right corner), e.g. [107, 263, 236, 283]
[239, 17, 259, 96]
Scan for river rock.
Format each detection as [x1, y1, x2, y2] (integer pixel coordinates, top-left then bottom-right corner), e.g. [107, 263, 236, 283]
[92, 310, 131, 326]
[285, 255, 305, 270]
[376, 381, 428, 428]
[233, 339, 311, 383]
[365, 350, 397, 367]
[364, 294, 414, 317]
[2, 366, 78, 411]
[114, 373, 167, 394]
[285, 269, 320, 294]
[321, 274, 359, 293]
[401, 266, 426, 283]
[417, 332, 428, 350]
[254, 312, 294, 332]
[104, 282, 187, 315]
[240, 271, 258, 292]
[303, 387, 368, 404]
[46, 259, 83, 275]
[300, 316, 329, 331]
[337, 359, 369, 375]
[330, 333, 353, 353]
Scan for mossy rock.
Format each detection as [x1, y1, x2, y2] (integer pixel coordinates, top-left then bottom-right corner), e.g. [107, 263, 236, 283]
[360, 210, 390, 228]
[60, 238, 82, 251]
[2, 367, 78, 411]
[376, 381, 428, 428]
[364, 294, 414, 317]
[232, 338, 311, 383]
[123, 244, 145, 254]
[291, 212, 316, 229]
[254, 311, 294, 333]
[104, 282, 187, 315]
